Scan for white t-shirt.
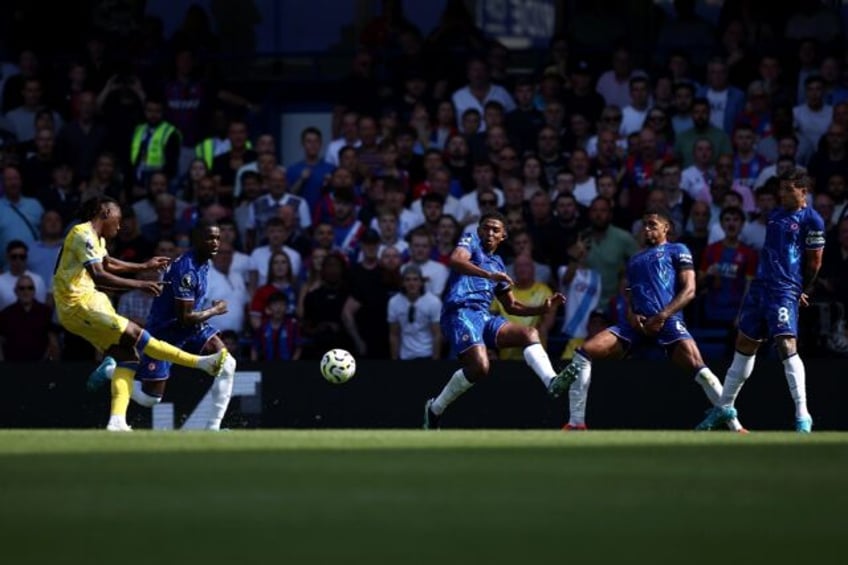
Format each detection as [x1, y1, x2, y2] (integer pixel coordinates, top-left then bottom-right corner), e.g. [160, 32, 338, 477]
[706, 89, 729, 131]
[451, 85, 516, 131]
[793, 103, 834, 149]
[413, 259, 449, 298]
[681, 165, 714, 203]
[387, 292, 441, 359]
[249, 245, 303, 284]
[573, 177, 598, 207]
[620, 105, 648, 136]
[325, 137, 361, 167]
[556, 266, 601, 338]
[369, 208, 422, 240]
[204, 266, 249, 333]
[0, 270, 47, 309]
[458, 188, 505, 219]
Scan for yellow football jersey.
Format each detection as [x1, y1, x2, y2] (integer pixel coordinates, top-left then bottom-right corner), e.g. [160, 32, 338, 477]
[52, 222, 108, 308]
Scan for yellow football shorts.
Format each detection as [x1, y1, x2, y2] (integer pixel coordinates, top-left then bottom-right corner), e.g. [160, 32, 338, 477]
[57, 291, 129, 352]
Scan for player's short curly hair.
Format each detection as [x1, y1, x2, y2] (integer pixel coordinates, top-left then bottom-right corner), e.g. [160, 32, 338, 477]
[479, 211, 507, 227]
[78, 195, 120, 221]
[643, 206, 674, 228]
[778, 168, 813, 191]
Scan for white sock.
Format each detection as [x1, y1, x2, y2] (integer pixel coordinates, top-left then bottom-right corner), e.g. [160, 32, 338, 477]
[131, 381, 162, 408]
[695, 367, 722, 406]
[719, 351, 756, 407]
[783, 354, 810, 420]
[523, 343, 557, 389]
[431, 369, 473, 416]
[206, 357, 236, 430]
[568, 353, 592, 426]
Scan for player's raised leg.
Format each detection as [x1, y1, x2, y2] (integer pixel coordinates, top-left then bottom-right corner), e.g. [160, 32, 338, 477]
[494, 323, 561, 389]
[130, 325, 229, 376]
[87, 356, 117, 391]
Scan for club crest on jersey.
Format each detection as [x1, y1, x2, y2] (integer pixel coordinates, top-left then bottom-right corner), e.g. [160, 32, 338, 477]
[180, 273, 193, 290]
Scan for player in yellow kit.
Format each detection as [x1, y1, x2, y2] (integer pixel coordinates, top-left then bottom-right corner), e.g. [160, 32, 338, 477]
[53, 196, 233, 431]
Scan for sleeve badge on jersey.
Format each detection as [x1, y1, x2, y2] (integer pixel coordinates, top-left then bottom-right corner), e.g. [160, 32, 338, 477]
[180, 272, 194, 290]
[85, 239, 94, 252]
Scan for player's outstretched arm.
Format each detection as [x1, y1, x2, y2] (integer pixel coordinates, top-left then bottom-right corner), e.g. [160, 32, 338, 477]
[497, 290, 566, 317]
[103, 256, 171, 274]
[177, 298, 228, 326]
[449, 247, 512, 284]
[87, 261, 163, 295]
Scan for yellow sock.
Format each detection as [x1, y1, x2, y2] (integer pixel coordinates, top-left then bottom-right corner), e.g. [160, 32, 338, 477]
[110, 366, 135, 416]
[141, 335, 201, 368]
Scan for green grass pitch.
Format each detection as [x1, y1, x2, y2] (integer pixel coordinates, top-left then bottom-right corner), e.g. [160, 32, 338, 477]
[1, 430, 846, 564]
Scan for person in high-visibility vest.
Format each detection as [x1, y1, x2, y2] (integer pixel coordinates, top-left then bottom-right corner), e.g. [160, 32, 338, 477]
[194, 108, 253, 169]
[130, 97, 182, 184]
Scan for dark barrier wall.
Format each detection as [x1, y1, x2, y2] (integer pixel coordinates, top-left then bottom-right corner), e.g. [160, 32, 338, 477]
[2, 360, 847, 430]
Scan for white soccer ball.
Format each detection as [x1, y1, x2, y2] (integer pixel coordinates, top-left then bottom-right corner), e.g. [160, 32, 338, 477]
[320, 348, 357, 384]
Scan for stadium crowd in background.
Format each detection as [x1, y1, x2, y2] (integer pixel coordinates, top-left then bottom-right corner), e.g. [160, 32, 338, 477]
[0, 0, 847, 365]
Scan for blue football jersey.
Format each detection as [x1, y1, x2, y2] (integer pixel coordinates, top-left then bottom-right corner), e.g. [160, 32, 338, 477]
[757, 207, 825, 294]
[146, 251, 209, 330]
[626, 242, 694, 319]
[442, 232, 509, 311]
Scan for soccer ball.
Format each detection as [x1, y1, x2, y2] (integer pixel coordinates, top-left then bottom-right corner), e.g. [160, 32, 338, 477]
[320, 349, 357, 384]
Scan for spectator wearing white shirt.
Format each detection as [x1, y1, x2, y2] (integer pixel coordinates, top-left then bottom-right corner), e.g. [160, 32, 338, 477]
[462, 189, 500, 236]
[793, 75, 833, 150]
[0, 240, 47, 309]
[569, 149, 598, 207]
[206, 241, 249, 334]
[249, 218, 303, 291]
[388, 264, 442, 360]
[374, 209, 409, 257]
[246, 167, 310, 250]
[410, 168, 466, 223]
[458, 161, 505, 223]
[681, 138, 716, 203]
[451, 57, 515, 131]
[217, 217, 253, 288]
[620, 76, 651, 136]
[368, 178, 421, 239]
[325, 111, 361, 167]
[234, 145, 284, 199]
[407, 228, 449, 298]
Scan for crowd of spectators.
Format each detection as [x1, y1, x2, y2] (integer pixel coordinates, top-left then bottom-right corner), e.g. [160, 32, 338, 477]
[1, 1, 848, 363]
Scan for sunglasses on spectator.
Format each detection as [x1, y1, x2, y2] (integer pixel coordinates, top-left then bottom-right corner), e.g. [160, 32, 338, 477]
[16, 285, 34, 291]
[9, 253, 27, 260]
[408, 305, 416, 324]
[479, 199, 497, 206]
